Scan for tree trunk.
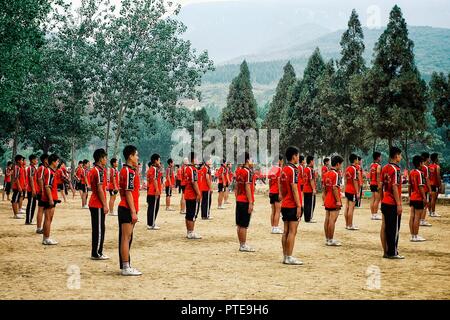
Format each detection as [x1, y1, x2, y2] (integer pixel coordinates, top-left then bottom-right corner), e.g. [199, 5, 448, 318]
[113, 97, 127, 158]
[404, 135, 409, 170]
[105, 117, 110, 155]
[12, 114, 20, 160]
[343, 144, 349, 169]
[70, 139, 75, 180]
[372, 138, 377, 153]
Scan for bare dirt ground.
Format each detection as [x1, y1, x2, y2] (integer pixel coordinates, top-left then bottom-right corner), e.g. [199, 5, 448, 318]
[0, 189, 449, 300]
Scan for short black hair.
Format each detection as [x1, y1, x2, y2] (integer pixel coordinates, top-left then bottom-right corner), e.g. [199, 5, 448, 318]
[306, 155, 314, 164]
[175, 164, 180, 168]
[7, 161, 12, 166]
[331, 155, 344, 167]
[279, 155, 283, 161]
[78, 160, 83, 165]
[14, 155, 23, 162]
[430, 153, 438, 162]
[151, 153, 160, 164]
[28, 154, 37, 162]
[357, 156, 362, 161]
[412, 155, 422, 168]
[324, 158, 330, 164]
[48, 154, 59, 165]
[167, 158, 173, 165]
[244, 151, 250, 163]
[21, 156, 25, 160]
[110, 158, 118, 166]
[349, 153, 358, 163]
[285, 146, 299, 162]
[389, 147, 402, 159]
[373, 152, 381, 161]
[93, 148, 107, 163]
[40, 154, 49, 164]
[421, 152, 430, 160]
[190, 152, 196, 163]
[299, 154, 305, 162]
[82, 159, 89, 165]
[123, 145, 137, 161]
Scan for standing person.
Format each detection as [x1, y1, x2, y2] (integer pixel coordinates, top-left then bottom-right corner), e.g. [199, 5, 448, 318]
[80, 159, 89, 209]
[344, 154, 360, 230]
[75, 161, 84, 199]
[323, 155, 344, 246]
[25, 155, 38, 225]
[165, 158, 175, 211]
[428, 153, 441, 217]
[303, 156, 317, 223]
[235, 152, 255, 252]
[199, 159, 213, 220]
[321, 158, 330, 204]
[380, 147, 404, 259]
[409, 155, 427, 242]
[268, 155, 283, 234]
[11, 155, 25, 219]
[184, 152, 202, 239]
[227, 163, 234, 192]
[355, 156, 364, 208]
[217, 159, 228, 209]
[224, 161, 231, 204]
[2, 161, 12, 201]
[175, 165, 182, 194]
[179, 158, 188, 214]
[89, 149, 110, 260]
[369, 152, 383, 220]
[419, 152, 432, 227]
[118, 145, 142, 276]
[297, 155, 305, 200]
[146, 154, 162, 230]
[35, 154, 49, 234]
[18, 157, 27, 214]
[108, 158, 119, 216]
[56, 162, 69, 203]
[41, 154, 61, 245]
[280, 147, 303, 265]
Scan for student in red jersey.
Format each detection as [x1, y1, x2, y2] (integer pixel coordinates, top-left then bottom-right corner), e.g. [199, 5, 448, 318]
[323, 155, 344, 246]
[303, 155, 317, 223]
[18, 157, 27, 214]
[280, 147, 302, 265]
[217, 159, 228, 209]
[199, 159, 213, 220]
[147, 154, 162, 230]
[165, 158, 175, 211]
[118, 145, 142, 276]
[41, 154, 61, 245]
[108, 158, 119, 216]
[183, 152, 202, 239]
[297, 155, 305, 197]
[25, 155, 38, 225]
[344, 154, 360, 231]
[409, 155, 428, 242]
[227, 163, 234, 192]
[321, 158, 330, 204]
[355, 156, 364, 208]
[2, 161, 13, 201]
[179, 158, 188, 214]
[428, 153, 441, 217]
[268, 155, 284, 234]
[56, 162, 67, 203]
[235, 152, 256, 252]
[224, 161, 232, 204]
[35, 154, 49, 234]
[369, 152, 383, 220]
[380, 147, 404, 259]
[11, 155, 25, 219]
[79, 159, 89, 209]
[175, 165, 182, 194]
[419, 152, 432, 227]
[89, 149, 110, 260]
[75, 161, 84, 197]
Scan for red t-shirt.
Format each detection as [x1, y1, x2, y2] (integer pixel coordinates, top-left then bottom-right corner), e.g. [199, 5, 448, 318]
[20, 166, 26, 190]
[147, 166, 162, 196]
[321, 165, 329, 183]
[381, 163, 402, 206]
[324, 168, 342, 209]
[5, 167, 12, 183]
[12, 165, 23, 190]
[345, 165, 358, 195]
[268, 166, 282, 194]
[235, 166, 255, 203]
[107, 167, 118, 191]
[303, 166, 315, 193]
[180, 165, 186, 186]
[26, 165, 38, 192]
[198, 165, 211, 192]
[409, 169, 425, 201]
[428, 163, 440, 187]
[176, 168, 182, 181]
[370, 162, 381, 186]
[217, 165, 227, 184]
[36, 165, 46, 194]
[183, 165, 198, 200]
[89, 165, 107, 208]
[41, 167, 58, 202]
[281, 163, 299, 208]
[119, 165, 140, 212]
[165, 167, 175, 187]
[419, 165, 430, 193]
[75, 166, 83, 182]
[228, 169, 233, 183]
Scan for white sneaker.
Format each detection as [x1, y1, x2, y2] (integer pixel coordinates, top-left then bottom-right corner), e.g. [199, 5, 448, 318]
[420, 220, 432, 227]
[239, 244, 255, 252]
[166, 207, 175, 211]
[147, 225, 161, 230]
[371, 215, 382, 220]
[19, 209, 25, 214]
[83, 205, 89, 209]
[121, 267, 142, 276]
[284, 256, 303, 265]
[91, 254, 110, 260]
[110, 211, 118, 216]
[430, 212, 441, 217]
[36, 228, 43, 234]
[187, 232, 202, 239]
[327, 239, 342, 246]
[271, 227, 283, 234]
[415, 235, 426, 242]
[42, 238, 58, 245]
[13, 214, 24, 219]
[346, 225, 359, 230]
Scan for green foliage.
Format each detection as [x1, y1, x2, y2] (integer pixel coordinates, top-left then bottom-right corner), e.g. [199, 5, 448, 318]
[430, 72, 450, 127]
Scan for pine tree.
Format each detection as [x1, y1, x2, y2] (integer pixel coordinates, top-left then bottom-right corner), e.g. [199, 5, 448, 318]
[429, 72, 450, 128]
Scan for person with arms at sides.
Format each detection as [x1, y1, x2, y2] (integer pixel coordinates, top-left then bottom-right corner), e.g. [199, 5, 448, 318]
[344, 154, 360, 230]
[408, 155, 427, 242]
[41, 154, 61, 245]
[165, 158, 176, 211]
[25, 155, 38, 225]
[268, 155, 284, 234]
[184, 152, 202, 239]
[147, 154, 162, 230]
[35, 154, 49, 234]
[11, 155, 25, 219]
[18, 156, 27, 215]
[369, 152, 383, 220]
[179, 158, 188, 214]
[321, 158, 330, 205]
[75, 161, 84, 200]
[108, 158, 119, 216]
[224, 161, 231, 204]
[428, 153, 441, 218]
[303, 155, 317, 223]
[217, 159, 228, 209]
[175, 164, 182, 194]
[419, 152, 432, 227]
[355, 156, 364, 208]
[2, 161, 13, 201]
[199, 159, 213, 220]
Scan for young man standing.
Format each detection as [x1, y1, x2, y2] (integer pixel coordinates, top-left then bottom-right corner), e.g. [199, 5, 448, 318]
[323, 155, 344, 246]
[303, 156, 317, 223]
[369, 152, 383, 220]
[18, 157, 27, 214]
[217, 159, 228, 209]
[75, 161, 83, 198]
[419, 152, 432, 227]
[428, 153, 441, 217]
[280, 147, 303, 265]
[224, 161, 232, 204]
[36, 154, 49, 234]
[179, 158, 188, 214]
[147, 154, 162, 230]
[380, 147, 404, 259]
[25, 155, 38, 225]
[268, 155, 283, 234]
[199, 159, 213, 220]
[41, 154, 61, 245]
[89, 149, 110, 260]
[321, 158, 330, 204]
[344, 154, 359, 230]
[108, 158, 119, 216]
[118, 145, 142, 276]
[235, 152, 255, 252]
[80, 159, 89, 209]
[409, 155, 427, 242]
[175, 165, 182, 194]
[165, 158, 175, 211]
[184, 152, 202, 239]
[355, 156, 364, 208]
[11, 155, 25, 219]
[2, 161, 12, 201]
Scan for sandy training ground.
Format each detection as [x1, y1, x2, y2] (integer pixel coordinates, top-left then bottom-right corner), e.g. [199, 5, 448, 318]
[0, 189, 449, 300]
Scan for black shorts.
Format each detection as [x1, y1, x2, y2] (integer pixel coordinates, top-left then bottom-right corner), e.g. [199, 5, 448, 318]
[40, 200, 60, 209]
[11, 190, 21, 203]
[21, 191, 26, 198]
[345, 192, 357, 202]
[57, 184, 64, 192]
[108, 190, 118, 196]
[185, 199, 200, 222]
[78, 184, 87, 193]
[370, 185, 379, 193]
[180, 185, 186, 192]
[4, 182, 11, 194]
[431, 185, 438, 193]
[269, 193, 280, 204]
[218, 183, 224, 192]
[325, 207, 340, 212]
[118, 206, 132, 224]
[381, 203, 396, 216]
[235, 201, 251, 228]
[281, 207, 300, 222]
[176, 179, 181, 188]
[165, 186, 172, 197]
[410, 201, 424, 210]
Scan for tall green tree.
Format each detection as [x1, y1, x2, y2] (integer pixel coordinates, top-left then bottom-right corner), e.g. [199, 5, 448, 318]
[429, 72, 450, 128]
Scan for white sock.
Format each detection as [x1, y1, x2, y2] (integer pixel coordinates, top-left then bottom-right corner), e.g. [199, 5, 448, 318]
[123, 262, 130, 269]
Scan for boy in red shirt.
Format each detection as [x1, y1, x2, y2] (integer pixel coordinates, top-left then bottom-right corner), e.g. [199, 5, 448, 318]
[36, 154, 49, 234]
[409, 155, 428, 242]
[303, 155, 317, 223]
[147, 154, 162, 230]
[179, 158, 188, 214]
[369, 152, 382, 220]
[323, 155, 344, 246]
[75, 160, 83, 197]
[2, 161, 13, 201]
[108, 158, 119, 216]
[41, 154, 61, 245]
[11, 155, 25, 219]
[184, 152, 202, 239]
[344, 153, 360, 230]
[268, 155, 283, 234]
[199, 159, 213, 220]
[79, 159, 89, 209]
[19, 157, 27, 214]
[380, 147, 404, 259]
[224, 161, 232, 204]
[355, 156, 364, 208]
[176, 165, 182, 193]
[118, 145, 142, 276]
[280, 147, 302, 265]
[25, 154, 38, 225]
[165, 158, 175, 211]
[89, 149, 109, 259]
[428, 153, 441, 217]
[217, 159, 229, 209]
[321, 158, 330, 205]
[419, 152, 432, 226]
